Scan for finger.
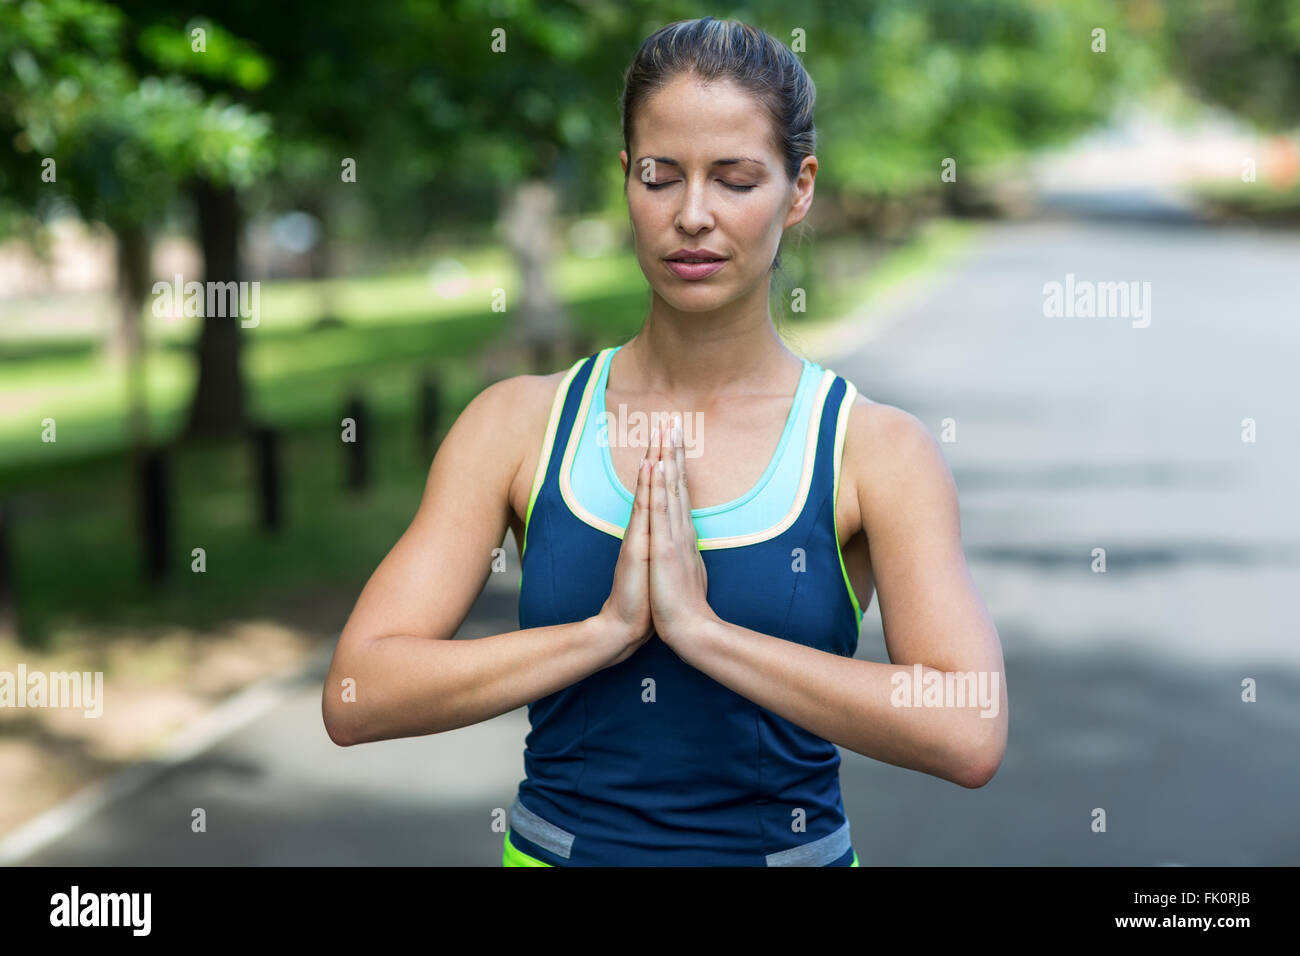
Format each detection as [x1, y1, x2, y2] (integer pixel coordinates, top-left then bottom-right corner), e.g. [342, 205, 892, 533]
[647, 416, 665, 486]
[628, 448, 650, 553]
[650, 412, 663, 465]
[671, 412, 693, 534]
[650, 425, 671, 549]
[645, 417, 663, 543]
[662, 420, 683, 541]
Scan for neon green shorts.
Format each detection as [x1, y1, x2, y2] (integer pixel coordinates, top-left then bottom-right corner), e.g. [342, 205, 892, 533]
[503, 830, 860, 866]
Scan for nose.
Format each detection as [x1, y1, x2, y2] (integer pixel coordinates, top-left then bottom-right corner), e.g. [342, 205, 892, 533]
[674, 178, 714, 233]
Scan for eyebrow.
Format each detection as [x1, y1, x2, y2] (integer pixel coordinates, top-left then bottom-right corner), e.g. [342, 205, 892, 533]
[635, 156, 767, 169]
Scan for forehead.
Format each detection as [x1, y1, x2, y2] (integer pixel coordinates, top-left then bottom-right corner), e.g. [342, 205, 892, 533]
[632, 73, 776, 161]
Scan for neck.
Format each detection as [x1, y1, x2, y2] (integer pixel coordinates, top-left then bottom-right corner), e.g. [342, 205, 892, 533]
[615, 287, 802, 405]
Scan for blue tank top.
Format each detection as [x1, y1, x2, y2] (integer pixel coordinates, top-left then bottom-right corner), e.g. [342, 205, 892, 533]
[511, 344, 864, 866]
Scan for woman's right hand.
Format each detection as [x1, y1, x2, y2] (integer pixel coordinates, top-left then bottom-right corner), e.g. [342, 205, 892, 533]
[593, 423, 660, 667]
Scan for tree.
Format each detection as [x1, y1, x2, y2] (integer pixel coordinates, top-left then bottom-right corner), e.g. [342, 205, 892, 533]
[800, 0, 1160, 223]
[1164, 0, 1300, 131]
[128, 12, 275, 438]
[0, 0, 271, 449]
[119, 0, 657, 374]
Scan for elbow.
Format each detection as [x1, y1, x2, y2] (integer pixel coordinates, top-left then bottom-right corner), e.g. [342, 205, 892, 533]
[323, 710, 354, 747]
[322, 653, 372, 747]
[322, 695, 361, 748]
[954, 753, 1001, 789]
[324, 716, 355, 748]
[951, 724, 1006, 789]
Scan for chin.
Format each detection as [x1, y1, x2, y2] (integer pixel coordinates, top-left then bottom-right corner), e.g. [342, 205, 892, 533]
[656, 288, 736, 312]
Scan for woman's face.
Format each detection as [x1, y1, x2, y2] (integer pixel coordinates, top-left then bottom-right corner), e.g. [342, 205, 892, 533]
[621, 73, 815, 313]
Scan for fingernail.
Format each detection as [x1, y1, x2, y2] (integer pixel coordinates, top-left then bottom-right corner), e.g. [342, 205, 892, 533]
[657, 460, 664, 474]
[671, 422, 681, 446]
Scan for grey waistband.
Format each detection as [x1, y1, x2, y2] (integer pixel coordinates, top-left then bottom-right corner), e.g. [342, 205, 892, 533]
[765, 820, 852, 866]
[509, 796, 575, 860]
[510, 797, 849, 865]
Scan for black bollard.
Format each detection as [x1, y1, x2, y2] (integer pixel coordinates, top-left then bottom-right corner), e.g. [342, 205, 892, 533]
[344, 395, 368, 491]
[253, 425, 282, 531]
[137, 445, 171, 586]
[418, 373, 441, 460]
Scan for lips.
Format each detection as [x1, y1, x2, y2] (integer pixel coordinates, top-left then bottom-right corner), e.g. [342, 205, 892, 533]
[664, 248, 727, 263]
[664, 257, 727, 280]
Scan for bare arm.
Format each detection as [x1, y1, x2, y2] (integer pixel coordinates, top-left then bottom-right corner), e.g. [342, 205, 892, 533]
[321, 375, 625, 746]
[681, 401, 1008, 787]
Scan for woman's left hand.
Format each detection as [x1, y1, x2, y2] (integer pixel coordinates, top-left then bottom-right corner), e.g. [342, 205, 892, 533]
[648, 413, 717, 652]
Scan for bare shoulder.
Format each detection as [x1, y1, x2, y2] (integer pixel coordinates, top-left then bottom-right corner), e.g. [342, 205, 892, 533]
[477, 368, 568, 431]
[418, 370, 564, 509]
[843, 393, 940, 466]
[480, 368, 576, 520]
[444, 373, 552, 458]
[841, 390, 958, 516]
[510, 368, 572, 458]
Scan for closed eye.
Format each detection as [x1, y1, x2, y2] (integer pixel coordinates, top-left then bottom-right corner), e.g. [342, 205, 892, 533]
[645, 181, 757, 192]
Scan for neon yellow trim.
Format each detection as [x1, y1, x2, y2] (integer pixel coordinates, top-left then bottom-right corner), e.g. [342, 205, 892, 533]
[521, 357, 586, 562]
[851, 851, 859, 867]
[832, 380, 864, 622]
[503, 830, 553, 866]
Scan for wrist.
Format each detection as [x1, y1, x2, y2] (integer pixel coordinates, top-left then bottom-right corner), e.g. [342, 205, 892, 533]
[587, 609, 639, 663]
[663, 608, 725, 666]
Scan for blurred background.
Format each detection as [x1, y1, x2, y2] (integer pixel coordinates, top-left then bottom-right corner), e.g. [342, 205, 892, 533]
[1, 0, 1297, 864]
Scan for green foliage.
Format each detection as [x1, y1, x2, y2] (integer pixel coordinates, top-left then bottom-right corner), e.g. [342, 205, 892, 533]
[370, 0, 1160, 215]
[137, 17, 273, 89]
[0, 0, 272, 234]
[1164, 0, 1300, 129]
[0, 0, 1167, 240]
[47, 75, 271, 225]
[804, 0, 1161, 196]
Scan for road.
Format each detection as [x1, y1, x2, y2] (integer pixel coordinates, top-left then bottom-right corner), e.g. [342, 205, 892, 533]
[14, 205, 1300, 865]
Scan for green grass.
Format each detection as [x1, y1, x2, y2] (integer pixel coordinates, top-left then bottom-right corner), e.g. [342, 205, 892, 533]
[0, 219, 979, 649]
[0, 243, 669, 468]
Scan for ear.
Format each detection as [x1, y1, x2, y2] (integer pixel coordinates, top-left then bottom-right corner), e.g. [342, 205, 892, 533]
[784, 156, 818, 229]
[620, 150, 629, 177]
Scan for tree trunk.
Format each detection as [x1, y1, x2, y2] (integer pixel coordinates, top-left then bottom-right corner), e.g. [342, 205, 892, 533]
[500, 178, 572, 373]
[183, 179, 250, 439]
[116, 224, 171, 588]
[116, 223, 151, 452]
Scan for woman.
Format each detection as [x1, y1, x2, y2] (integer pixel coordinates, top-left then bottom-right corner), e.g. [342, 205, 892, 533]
[322, 16, 1007, 867]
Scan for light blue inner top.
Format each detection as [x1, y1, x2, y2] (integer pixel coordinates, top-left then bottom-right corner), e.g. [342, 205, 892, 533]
[570, 345, 823, 539]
